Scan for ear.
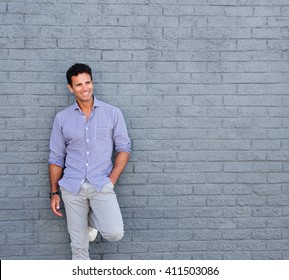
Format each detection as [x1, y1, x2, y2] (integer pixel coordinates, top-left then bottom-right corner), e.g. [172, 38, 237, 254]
[67, 84, 74, 93]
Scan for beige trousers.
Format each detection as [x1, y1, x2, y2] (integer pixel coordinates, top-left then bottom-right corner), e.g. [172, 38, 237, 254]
[61, 180, 124, 260]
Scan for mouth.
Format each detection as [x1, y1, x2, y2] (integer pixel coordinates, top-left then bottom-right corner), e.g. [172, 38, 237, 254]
[82, 91, 91, 96]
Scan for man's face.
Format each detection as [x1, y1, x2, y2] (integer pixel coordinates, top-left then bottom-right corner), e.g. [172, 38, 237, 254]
[68, 72, 93, 104]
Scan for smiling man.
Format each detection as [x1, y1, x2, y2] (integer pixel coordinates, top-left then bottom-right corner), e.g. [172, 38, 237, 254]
[48, 63, 131, 260]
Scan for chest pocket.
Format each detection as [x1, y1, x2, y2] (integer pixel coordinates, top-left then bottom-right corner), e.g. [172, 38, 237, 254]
[95, 126, 109, 140]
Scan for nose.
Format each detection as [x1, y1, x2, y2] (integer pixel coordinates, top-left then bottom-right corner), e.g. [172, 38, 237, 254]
[82, 84, 88, 91]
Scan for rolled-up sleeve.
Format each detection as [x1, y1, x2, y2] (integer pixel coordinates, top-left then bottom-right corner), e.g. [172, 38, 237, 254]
[49, 114, 66, 168]
[113, 108, 131, 154]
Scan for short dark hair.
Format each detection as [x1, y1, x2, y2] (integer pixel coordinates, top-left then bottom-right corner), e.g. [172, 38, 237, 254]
[66, 63, 93, 86]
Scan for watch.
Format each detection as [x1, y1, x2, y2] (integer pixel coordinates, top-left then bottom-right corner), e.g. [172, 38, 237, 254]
[49, 191, 59, 199]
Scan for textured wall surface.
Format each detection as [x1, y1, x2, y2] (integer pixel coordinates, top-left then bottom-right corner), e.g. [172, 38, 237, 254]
[0, 0, 289, 260]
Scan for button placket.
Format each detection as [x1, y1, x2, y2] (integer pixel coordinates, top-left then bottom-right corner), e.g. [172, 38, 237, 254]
[85, 124, 89, 173]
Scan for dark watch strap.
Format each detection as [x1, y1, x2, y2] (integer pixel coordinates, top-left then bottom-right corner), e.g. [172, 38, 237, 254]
[49, 191, 59, 199]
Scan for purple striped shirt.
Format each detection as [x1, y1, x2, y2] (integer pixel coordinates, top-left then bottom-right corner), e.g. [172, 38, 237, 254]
[49, 97, 131, 194]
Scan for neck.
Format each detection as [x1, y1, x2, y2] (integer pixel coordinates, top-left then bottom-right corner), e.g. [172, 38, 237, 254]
[77, 98, 94, 119]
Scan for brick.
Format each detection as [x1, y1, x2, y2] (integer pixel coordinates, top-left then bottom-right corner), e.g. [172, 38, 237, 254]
[254, 6, 281, 16]
[252, 229, 281, 240]
[237, 195, 266, 206]
[253, 162, 282, 172]
[133, 140, 162, 151]
[0, 221, 24, 233]
[224, 73, 288, 84]
[0, 246, 24, 257]
[7, 187, 39, 198]
[131, 118, 162, 129]
[118, 197, 147, 207]
[237, 240, 266, 251]
[0, 199, 24, 210]
[267, 217, 289, 228]
[133, 209, 163, 219]
[237, 218, 267, 228]
[208, 16, 266, 28]
[132, 253, 163, 260]
[193, 28, 251, 39]
[162, 117, 191, 128]
[150, 16, 179, 27]
[194, 96, 223, 106]
[237, 39, 268, 50]
[163, 6, 195, 16]
[224, 252, 252, 260]
[0, 108, 25, 118]
[25, 14, 55, 25]
[24, 245, 55, 256]
[223, 140, 251, 150]
[252, 27, 283, 38]
[209, 241, 237, 251]
[252, 252, 282, 260]
[119, 242, 148, 253]
[134, 5, 163, 16]
[163, 140, 192, 151]
[149, 242, 178, 252]
[148, 196, 178, 207]
[164, 208, 193, 218]
[6, 119, 37, 130]
[194, 208, 223, 218]
[221, 50, 281, 61]
[7, 233, 38, 245]
[0, 25, 40, 38]
[149, 219, 178, 229]
[223, 207, 251, 218]
[178, 196, 206, 207]
[0, 39, 25, 50]
[134, 162, 163, 173]
[222, 229, 251, 240]
[0, 165, 7, 175]
[6, 142, 38, 153]
[7, 3, 41, 14]
[252, 207, 282, 217]
[179, 107, 207, 117]
[0, 2, 6, 13]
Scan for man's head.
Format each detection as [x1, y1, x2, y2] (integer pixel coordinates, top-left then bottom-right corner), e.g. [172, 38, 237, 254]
[66, 63, 93, 87]
[66, 63, 94, 105]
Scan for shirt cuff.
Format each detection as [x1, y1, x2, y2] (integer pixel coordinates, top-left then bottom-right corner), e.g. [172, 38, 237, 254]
[48, 159, 65, 168]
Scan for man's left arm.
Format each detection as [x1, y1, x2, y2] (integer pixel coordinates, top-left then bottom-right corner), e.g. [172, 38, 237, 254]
[109, 151, 130, 186]
[110, 108, 131, 185]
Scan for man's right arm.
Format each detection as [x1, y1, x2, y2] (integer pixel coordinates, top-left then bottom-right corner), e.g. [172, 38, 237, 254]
[49, 114, 66, 217]
[49, 164, 63, 217]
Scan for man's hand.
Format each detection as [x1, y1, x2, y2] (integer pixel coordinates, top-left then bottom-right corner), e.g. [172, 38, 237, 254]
[50, 195, 63, 217]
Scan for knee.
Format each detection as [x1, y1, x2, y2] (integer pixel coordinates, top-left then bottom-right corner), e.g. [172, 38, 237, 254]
[104, 228, 124, 242]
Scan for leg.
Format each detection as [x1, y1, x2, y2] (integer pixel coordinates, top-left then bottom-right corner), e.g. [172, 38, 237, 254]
[87, 182, 124, 242]
[61, 187, 90, 260]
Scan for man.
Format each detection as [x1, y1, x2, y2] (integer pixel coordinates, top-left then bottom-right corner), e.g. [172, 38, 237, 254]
[49, 63, 131, 260]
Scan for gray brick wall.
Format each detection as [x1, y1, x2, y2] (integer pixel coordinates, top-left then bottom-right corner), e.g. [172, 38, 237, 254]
[0, 0, 288, 260]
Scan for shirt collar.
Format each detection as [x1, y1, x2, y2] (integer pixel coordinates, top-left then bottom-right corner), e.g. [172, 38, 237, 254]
[73, 96, 100, 111]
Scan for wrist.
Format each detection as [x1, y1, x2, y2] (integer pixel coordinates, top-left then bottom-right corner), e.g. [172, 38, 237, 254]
[109, 176, 117, 185]
[49, 191, 59, 199]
